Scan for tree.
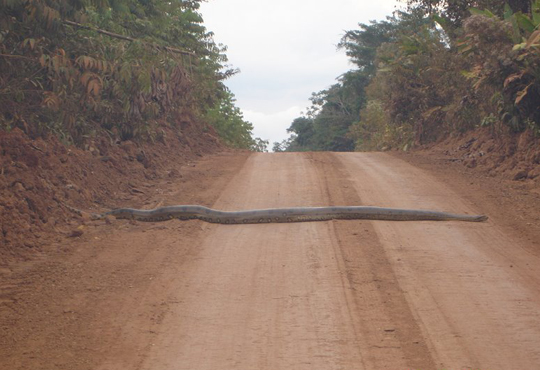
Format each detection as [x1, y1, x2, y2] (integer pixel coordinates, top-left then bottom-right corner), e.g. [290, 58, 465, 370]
[286, 117, 315, 148]
[338, 20, 395, 75]
[284, 16, 403, 152]
[0, 0, 239, 146]
[205, 90, 260, 150]
[272, 137, 295, 152]
[405, 0, 530, 27]
[251, 138, 269, 152]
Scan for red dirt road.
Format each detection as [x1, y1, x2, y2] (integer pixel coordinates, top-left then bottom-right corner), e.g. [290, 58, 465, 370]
[2, 152, 540, 369]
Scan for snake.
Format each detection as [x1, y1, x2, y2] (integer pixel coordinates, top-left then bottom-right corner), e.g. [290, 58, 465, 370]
[67, 204, 488, 224]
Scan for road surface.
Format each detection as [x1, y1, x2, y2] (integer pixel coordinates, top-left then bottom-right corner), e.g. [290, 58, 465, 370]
[2, 152, 540, 370]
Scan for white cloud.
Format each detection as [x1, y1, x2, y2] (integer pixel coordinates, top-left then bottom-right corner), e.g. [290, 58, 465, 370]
[200, 0, 401, 144]
[243, 106, 303, 145]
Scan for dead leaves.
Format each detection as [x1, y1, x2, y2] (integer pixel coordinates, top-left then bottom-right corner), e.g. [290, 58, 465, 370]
[80, 72, 102, 97]
[76, 56, 112, 73]
[42, 91, 60, 110]
[514, 83, 533, 106]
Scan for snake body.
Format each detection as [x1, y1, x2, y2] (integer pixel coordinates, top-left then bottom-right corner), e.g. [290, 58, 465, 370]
[89, 205, 488, 224]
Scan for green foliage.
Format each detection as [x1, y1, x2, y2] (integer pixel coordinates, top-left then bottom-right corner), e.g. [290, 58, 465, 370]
[283, 17, 399, 152]
[287, 117, 315, 150]
[205, 90, 263, 151]
[460, 2, 540, 133]
[279, 1, 540, 154]
[338, 20, 395, 76]
[285, 78, 360, 152]
[349, 100, 408, 151]
[347, 11, 466, 149]
[405, 0, 525, 27]
[347, 1, 540, 151]
[272, 137, 295, 152]
[250, 137, 269, 152]
[0, 0, 245, 147]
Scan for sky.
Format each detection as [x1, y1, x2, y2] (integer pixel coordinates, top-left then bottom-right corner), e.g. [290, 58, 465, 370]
[199, 0, 401, 147]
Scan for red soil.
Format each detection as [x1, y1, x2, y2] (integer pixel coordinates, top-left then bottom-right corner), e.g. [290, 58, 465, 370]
[0, 123, 222, 265]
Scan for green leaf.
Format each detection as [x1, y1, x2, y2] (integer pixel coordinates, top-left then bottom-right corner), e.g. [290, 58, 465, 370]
[504, 4, 514, 20]
[469, 8, 484, 15]
[109, 0, 130, 14]
[533, 0, 540, 26]
[469, 8, 495, 18]
[511, 14, 522, 43]
[516, 13, 536, 33]
[461, 70, 475, 79]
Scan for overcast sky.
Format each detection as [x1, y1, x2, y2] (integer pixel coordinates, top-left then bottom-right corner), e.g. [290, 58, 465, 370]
[199, 0, 401, 146]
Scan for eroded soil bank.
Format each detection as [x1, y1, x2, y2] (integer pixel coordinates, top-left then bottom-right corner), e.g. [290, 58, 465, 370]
[0, 124, 223, 264]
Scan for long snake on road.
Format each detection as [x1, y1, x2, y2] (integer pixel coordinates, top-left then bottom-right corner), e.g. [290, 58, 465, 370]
[70, 205, 488, 224]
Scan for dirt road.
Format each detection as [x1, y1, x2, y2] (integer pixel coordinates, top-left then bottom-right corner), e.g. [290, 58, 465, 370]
[2, 152, 540, 369]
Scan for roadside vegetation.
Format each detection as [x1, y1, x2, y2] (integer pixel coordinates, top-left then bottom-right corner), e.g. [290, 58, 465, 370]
[0, 0, 265, 151]
[278, 0, 540, 152]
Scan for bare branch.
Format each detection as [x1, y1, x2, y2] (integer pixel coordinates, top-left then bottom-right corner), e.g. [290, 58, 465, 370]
[62, 20, 196, 56]
[0, 53, 34, 60]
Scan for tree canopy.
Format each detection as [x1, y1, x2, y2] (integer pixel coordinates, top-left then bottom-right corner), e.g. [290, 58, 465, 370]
[281, 12, 406, 152]
[0, 0, 261, 150]
[279, 0, 540, 152]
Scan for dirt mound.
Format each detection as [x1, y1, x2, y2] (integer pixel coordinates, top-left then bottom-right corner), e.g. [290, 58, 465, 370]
[0, 123, 222, 265]
[419, 127, 540, 192]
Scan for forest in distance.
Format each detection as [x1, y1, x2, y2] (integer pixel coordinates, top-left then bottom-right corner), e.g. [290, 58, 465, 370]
[1, 0, 539, 154]
[276, 0, 540, 153]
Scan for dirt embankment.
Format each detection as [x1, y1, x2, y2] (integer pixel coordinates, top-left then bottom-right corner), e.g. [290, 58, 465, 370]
[405, 127, 540, 244]
[0, 123, 222, 265]
[421, 127, 540, 192]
